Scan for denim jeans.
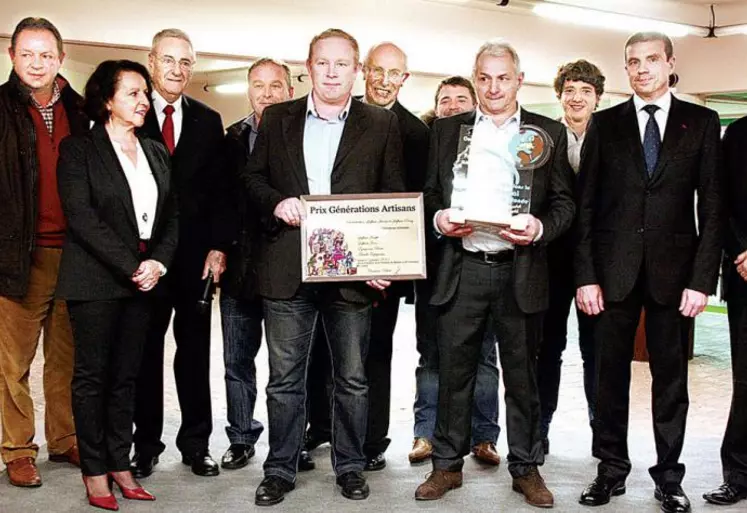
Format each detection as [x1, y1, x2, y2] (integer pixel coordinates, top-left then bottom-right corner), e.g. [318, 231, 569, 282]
[414, 294, 500, 446]
[219, 293, 264, 446]
[262, 285, 371, 481]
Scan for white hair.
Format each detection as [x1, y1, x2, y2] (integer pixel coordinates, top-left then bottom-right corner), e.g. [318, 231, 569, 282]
[472, 39, 521, 77]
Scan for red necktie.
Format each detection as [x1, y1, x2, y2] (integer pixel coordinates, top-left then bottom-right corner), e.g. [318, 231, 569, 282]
[162, 104, 175, 155]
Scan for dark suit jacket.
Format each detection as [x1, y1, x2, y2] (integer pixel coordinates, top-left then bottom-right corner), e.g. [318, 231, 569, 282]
[721, 116, 747, 301]
[56, 124, 178, 301]
[138, 95, 230, 297]
[243, 95, 406, 302]
[575, 95, 723, 305]
[424, 109, 576, 314]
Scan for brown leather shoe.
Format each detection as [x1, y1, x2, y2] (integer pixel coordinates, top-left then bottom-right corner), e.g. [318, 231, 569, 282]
[49, 444, 80, 467]
[472, 441, 501, 466]
[512, 467, 554, 508]
[408, 438, 433, 464]
[415, 469, 463, 500]
[7, 457, 42, 487]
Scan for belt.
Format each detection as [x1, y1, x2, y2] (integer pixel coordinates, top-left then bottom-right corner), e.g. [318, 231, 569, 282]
[462, 248, 514, 264]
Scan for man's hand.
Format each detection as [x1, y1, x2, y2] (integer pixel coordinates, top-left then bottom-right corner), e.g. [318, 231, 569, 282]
[735, 250, 747, 282]
[496, 214, 541, 246]
[436, 209, 473, 238]
[132, 259, 164, 292]
[366, 279, 391, 291]
[203, 250, 227, 283]
[273, 197, 305, 227]
[679, 288, 708, 318]
[576, 284, 605, 316]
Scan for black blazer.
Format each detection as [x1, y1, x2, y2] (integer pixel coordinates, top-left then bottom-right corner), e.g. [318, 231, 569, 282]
[575, 95, 723, 305]
[721, 116, 747, 300]
[138, 95, 230, 296]
[56, 124, 178, 301]
[243, 96, 406, 302]
[424, 109, 576, 314]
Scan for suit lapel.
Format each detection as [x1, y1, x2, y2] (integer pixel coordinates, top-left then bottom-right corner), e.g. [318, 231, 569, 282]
[331, 99, 367, 177]
[650, 96, 687, 183]
[140, 137, 169, 233]
[282, 98, 310, 195]
[619, 99, 648, 182]
[442, 111, 476, 205]
[140, 108, 164, 144]
[173, 96, 197, 158]
[91, 124, 139, 232]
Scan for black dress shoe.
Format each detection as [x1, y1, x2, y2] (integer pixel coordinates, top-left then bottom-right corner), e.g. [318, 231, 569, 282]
[655, 483, 691, 513]
[303, 431, 330, 452]
[130, 453, 158, 479]
[703, 482, 747, 505]
[255, 476, 295, 506]
[221, 444, 255, 470]
[336, 471, 370, 500]
[298, 450, 315, 472]
[579, 476, 626, 506]
[182, 452, 220, 477]
[364, 453, 386, 471]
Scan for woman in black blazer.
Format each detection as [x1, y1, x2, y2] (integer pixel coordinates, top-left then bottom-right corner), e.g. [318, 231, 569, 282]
[56, 60, 177, 510]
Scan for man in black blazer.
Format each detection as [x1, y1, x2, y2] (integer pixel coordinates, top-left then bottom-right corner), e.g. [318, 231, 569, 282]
[414, 41, 574, 508]
[131, 28, 231, 478]
[703, 116, 747, 506]
[244, 29, 405, 505]
[576, 32, 722, 513]
[303, 41, 430, 471]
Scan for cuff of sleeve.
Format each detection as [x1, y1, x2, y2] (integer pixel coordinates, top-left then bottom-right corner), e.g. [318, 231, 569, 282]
[533, 219, 544, 242]
[154, 261, 167, 277]
[433, 210, 444, 235]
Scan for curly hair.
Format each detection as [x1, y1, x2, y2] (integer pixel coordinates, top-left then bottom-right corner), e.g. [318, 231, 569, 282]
[553, 59, 606, 99]
[84, 60, 153, 124]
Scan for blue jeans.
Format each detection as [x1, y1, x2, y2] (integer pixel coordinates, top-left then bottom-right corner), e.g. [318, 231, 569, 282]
[262, 286, 371, 481]
[219, 293, 264, 446]
[414, 294, 501, 445]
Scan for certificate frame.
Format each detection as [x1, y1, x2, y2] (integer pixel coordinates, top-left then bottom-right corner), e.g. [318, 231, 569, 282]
[300, 192, 427, 283]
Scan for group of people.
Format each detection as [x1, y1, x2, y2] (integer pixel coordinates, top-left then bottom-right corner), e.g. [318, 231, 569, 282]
[1, 13, 746, 513]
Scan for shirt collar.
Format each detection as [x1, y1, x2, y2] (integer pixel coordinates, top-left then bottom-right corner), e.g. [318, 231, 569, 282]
[29, 79, 62, 109]
[243, 113, 259, 133]
[633, 90, 672, 115]
[561, 116, 588, 141]
[475, 104, 521, 128]
[306, 93, 352, 121]
[152, 89, 183, 116]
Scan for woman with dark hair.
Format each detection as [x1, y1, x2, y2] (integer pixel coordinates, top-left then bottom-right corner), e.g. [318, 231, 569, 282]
[56, 59, 178, 510]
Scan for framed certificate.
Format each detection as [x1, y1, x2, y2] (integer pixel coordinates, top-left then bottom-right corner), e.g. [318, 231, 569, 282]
[300, 193, 427, 282]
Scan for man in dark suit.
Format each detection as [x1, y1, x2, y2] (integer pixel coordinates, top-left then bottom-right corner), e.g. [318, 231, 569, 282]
[576, 32, 722, 513]
[414, 41, 574, 508]
[244, 28, 405, 506]
[537, 59, 606, 456]
[703, 116, 747, 506]
[131, 28, 231, 478]
[303, 41, 430, 472]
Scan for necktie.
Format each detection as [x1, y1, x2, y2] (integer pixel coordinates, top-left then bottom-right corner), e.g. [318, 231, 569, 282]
[162, 104, 175, 155]
[642, 104, 661, 177]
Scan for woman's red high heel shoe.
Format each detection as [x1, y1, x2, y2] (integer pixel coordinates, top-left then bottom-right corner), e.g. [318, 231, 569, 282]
[82, 475, 119, 511]
[108, 472, 156, 501]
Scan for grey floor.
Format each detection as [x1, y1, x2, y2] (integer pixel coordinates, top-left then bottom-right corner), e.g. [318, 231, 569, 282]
[0, 301, 742, 512]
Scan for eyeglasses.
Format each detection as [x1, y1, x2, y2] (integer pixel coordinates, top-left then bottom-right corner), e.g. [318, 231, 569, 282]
[154, 54, 194, 72]
[366, 66, 406, 83]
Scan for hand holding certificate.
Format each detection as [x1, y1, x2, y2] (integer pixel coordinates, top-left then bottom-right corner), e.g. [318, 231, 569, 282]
[300, 193, 427, 283]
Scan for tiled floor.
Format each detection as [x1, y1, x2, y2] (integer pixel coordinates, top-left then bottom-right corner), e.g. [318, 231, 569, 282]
[0, 300, 740, 512]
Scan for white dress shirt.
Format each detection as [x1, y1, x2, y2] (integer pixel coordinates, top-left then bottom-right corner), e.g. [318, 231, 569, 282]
[458, 107, 521, 253]
[112, 140, 159, 240]
[151, 90, 184, 146]
[633, 91, 671, 143]
[303, 94, 352, 195]
[561, 117, 587, 174]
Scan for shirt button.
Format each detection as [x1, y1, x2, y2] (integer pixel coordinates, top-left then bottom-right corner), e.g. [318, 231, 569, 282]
[637, 228, 644, 234]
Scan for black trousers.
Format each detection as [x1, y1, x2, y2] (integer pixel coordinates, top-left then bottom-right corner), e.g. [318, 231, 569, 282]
[721, 270, 747, 487]
[594, 269, 689, 485]
[537, 265, 596, 438]
[432, 255, 543, 478]
[306, 295, 401, 458]
[69, 297, 151, 476]
[133, 289, 213, 457]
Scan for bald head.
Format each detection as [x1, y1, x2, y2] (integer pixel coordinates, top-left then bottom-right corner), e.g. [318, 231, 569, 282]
[363, 42, 409, 108]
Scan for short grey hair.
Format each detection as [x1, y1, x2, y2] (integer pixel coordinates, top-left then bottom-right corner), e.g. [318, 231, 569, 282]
[151, 28, 193, 52]
[472, 40, 521, 77]
[247, 58, 293, 90]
